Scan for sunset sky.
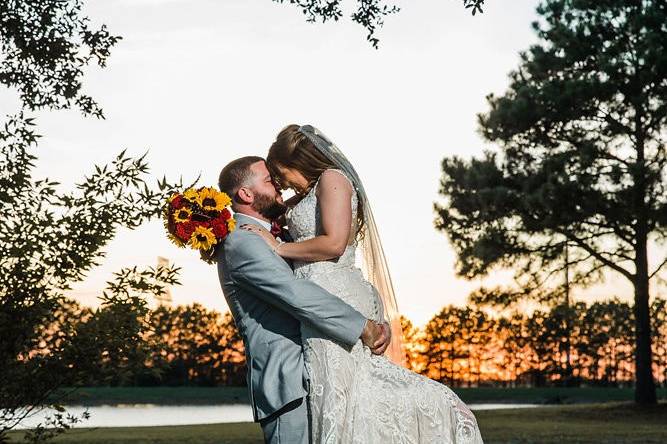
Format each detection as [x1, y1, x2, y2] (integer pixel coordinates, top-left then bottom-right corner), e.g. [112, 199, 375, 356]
[2, 0, 662, 326]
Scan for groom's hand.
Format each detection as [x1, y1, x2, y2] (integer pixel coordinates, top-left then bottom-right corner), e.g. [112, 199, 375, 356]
[372, 322, 391, 355]
[360, 320, 391, 356]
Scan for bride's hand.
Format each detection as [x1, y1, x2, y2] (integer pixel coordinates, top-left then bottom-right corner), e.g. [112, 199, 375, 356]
[241, 224, 280, 251]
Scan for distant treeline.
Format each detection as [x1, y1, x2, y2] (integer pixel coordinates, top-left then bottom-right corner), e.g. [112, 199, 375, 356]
[42, 301, 246, 387]
[403, 299, 667, 388]
[44, 298, 667, 389]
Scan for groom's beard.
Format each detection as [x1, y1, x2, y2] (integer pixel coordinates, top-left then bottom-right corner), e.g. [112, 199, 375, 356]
[253, 192, 287, 221]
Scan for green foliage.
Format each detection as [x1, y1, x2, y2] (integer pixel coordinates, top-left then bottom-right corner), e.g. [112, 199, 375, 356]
[0, 1, 199, 438]
[272, 0, 485, 48]
[0, 117, 180, 296]
[415, 298, 667, 389]
[435, 0, 667, 404]
[0, 0, 121, 117]
[65, 266, 181, 387]
[437, 0, 667, 287]
[2, 301, 247, 392]
[0, 115, 184, 439]
[146, 304, 246, 387]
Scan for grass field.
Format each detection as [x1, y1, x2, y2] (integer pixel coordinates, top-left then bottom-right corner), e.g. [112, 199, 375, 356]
[51, 385, 667, 406]
[9, 402, 667, 443]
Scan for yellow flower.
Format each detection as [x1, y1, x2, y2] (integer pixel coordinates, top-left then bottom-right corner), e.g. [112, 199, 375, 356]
[183, 188, 199, 202]
[196, 187, 231, 211]
[189, 226, 217, 250]
[227, 217, 236, 232]
[173, 206, 192, 223]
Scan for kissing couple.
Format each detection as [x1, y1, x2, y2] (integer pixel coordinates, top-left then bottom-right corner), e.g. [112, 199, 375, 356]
[215, 124, 483, 443]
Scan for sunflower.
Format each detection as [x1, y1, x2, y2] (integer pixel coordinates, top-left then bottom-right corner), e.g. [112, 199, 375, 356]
[189, 225, 217, 250]
[183, 188, 200, 202]
[227, 217, 237, 232]
[196, 187, 232, 211]
[173, 206, 192, 223]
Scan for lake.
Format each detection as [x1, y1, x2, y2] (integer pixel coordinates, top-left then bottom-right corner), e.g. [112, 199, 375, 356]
[15, 403, 543, 429]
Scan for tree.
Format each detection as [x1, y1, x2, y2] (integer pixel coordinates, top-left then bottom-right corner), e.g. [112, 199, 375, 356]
[67, 266, 180, 387]
[217, 311, 247, 386]
[0, 116, 183, 439]
[0, 0, 186, 439]
[414, 298, 666, 387]
[148, 304, 246, 387]
[0, 0, 120, 117]
[400, 315, 426, 374]
[495, 312, 533, 386]
[421, 306, 494, 387]
[651, 298, 667, 387]
[435, 0, 667, 404]
[422, 307, 461, 386]
[272, 0, 485, 48]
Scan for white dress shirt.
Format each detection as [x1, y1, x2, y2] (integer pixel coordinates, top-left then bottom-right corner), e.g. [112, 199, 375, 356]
[238, 213, 272, 231]
[235, 213, 285, 242]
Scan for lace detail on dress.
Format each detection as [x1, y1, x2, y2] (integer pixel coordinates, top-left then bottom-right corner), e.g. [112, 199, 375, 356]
[286, 169, 484, 444]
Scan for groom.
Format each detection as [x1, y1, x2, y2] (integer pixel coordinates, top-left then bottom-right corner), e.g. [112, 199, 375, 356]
[215, 156, 390, 444]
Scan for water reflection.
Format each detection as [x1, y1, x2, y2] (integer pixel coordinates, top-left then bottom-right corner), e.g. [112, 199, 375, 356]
[16, 403, 542, 429]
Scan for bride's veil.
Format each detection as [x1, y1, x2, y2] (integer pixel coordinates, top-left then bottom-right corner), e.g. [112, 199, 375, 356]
[297, 125, 405, 366]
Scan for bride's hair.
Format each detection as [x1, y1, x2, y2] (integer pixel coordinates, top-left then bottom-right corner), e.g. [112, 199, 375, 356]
[267, 124, 365, 238]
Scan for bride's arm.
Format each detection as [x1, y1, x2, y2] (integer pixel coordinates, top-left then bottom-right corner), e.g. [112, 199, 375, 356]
[243, 170, 354, 262]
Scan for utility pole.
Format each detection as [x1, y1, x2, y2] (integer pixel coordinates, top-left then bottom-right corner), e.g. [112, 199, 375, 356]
[564, 241, 573, 384]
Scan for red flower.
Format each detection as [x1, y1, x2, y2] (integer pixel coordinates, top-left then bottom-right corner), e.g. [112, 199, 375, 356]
[170, 195, 185, 210]
[175, 221, 197, 241]
[220, 208, 232, 220]
[211, 218, 229, 238]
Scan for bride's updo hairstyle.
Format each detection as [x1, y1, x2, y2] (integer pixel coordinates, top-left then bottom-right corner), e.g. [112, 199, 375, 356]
[267, 124, 365, 238]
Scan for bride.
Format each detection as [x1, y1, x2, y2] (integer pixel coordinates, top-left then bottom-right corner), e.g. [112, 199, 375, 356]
[241, 124, 483, 443]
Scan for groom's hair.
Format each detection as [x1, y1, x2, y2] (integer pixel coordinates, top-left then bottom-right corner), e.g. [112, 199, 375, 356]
[218, 156, 265, 202]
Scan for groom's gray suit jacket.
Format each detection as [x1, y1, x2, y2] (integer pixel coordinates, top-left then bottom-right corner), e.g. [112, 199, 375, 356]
[216, 213, 367, 421]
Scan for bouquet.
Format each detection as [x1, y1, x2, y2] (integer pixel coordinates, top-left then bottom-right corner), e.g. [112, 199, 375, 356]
[163, 186, 236, 263]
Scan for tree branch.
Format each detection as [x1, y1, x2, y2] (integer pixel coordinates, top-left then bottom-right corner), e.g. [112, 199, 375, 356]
[557, 229, 634, 281]
[649, 256, 667, 280]
[580, 220, 635, 248]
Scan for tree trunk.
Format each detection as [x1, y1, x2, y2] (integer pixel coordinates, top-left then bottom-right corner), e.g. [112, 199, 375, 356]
[633, 239, 656, 404]
[632, 114, 657, 404]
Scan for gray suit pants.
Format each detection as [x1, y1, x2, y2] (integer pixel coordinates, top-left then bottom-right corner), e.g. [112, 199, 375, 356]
[259, 397, 309, 444]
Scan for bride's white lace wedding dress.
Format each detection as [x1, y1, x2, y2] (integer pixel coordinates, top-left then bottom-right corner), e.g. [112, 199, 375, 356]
[286, 169, 484, 444]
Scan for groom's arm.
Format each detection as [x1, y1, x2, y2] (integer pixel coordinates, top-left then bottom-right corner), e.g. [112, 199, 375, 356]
[225, 231, 367, 346]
